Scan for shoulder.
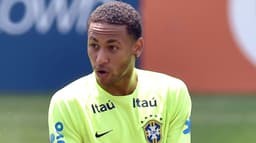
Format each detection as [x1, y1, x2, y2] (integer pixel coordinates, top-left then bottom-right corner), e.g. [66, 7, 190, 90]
[50, 73, 95, 104]
[137, 69, 188, 90]
[136, 69, 191, 109]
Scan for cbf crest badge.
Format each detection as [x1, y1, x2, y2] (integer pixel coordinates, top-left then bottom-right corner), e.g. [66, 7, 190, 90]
[143, 120, 161, 143]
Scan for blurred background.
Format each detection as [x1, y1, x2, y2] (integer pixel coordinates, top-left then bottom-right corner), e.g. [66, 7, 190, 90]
[0, 0, 255, 142]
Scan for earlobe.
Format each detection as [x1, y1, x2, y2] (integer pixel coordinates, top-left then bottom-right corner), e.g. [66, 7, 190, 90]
[134, 37, 144, 58]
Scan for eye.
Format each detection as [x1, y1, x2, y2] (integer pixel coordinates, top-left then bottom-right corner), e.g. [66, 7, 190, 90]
[108, 45, 119, 52]
[89, 43, 100, 49]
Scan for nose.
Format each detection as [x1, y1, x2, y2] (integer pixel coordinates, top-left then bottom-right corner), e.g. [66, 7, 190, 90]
[96, 48, 109, 65]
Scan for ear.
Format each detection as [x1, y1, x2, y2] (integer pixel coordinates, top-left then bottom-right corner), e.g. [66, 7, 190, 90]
[132, 37, 144, 58]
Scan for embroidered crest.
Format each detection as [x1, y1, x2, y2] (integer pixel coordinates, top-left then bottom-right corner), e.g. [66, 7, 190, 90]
[143, 120, 161, 143]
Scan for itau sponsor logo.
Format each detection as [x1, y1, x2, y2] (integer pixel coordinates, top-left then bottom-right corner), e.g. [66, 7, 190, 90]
[91, 100, 116, 113]
[228, 0, 256, 67]
[50, 122, 65, 143]
[133, 97, 157, 108]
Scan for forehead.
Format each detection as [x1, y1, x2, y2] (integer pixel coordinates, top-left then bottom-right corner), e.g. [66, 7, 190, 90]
[88, 22, 128, 37]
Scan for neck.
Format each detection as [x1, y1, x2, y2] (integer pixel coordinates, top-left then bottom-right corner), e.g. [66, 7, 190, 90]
[103, 69, 138, 96]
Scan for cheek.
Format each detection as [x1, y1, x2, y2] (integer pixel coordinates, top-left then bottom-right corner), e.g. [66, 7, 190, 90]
[87, 50, 95, 63]
[116, 54, 134, 69]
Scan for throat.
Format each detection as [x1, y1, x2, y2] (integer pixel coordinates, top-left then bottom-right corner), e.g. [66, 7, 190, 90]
[101, 71, 138, 96]
[111, 82, 137, 96]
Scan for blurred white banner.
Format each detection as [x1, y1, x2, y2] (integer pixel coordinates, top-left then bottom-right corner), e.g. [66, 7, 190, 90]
[228, 0, 256, 66]
[0, 0, 111, 35]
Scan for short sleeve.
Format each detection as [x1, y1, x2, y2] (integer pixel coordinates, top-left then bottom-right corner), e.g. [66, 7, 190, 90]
[48, 93, 82, 143]
[166, 81, 192, 143]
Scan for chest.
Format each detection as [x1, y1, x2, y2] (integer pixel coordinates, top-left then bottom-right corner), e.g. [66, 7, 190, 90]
[81, 96, 168, 143]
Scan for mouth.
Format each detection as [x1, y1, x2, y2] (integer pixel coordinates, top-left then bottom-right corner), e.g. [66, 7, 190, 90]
[97, 70, 107, 74]
[95, 69, 109, 77]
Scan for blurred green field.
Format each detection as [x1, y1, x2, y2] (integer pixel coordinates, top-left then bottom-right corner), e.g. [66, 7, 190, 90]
[0, 94, 51, 143]
[0, 94, 256, 143]
[192, 94, 256, 143]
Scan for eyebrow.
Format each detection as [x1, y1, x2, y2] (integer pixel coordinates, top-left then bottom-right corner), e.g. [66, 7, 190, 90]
[106, 39, 120, 44]
[89, 37, 99, 42]
[89, 37, 121, 45]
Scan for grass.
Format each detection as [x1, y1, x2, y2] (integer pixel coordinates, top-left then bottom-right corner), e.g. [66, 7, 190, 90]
[0, 94, 51, 143]
[192, 95, 256, 143]
[0, 94, 255, 143]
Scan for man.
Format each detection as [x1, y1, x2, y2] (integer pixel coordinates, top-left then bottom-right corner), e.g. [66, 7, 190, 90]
[48, 1, 191, 143]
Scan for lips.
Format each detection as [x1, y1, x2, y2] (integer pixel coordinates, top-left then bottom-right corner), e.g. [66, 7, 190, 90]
[95, 69, 109, 78]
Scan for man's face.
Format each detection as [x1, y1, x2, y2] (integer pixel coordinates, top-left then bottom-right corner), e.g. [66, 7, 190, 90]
[87, 22, 140, 87]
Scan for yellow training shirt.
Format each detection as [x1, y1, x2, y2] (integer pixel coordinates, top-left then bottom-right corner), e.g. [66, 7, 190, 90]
[48, 69, 192, 143]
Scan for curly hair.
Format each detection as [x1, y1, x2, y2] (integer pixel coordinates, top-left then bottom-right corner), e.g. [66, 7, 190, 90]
[88, 1, 142, 40]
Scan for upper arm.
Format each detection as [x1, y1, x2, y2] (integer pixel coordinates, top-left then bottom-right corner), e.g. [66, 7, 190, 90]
[166, 81, 192, 143]
[48, 94, 82, 143]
